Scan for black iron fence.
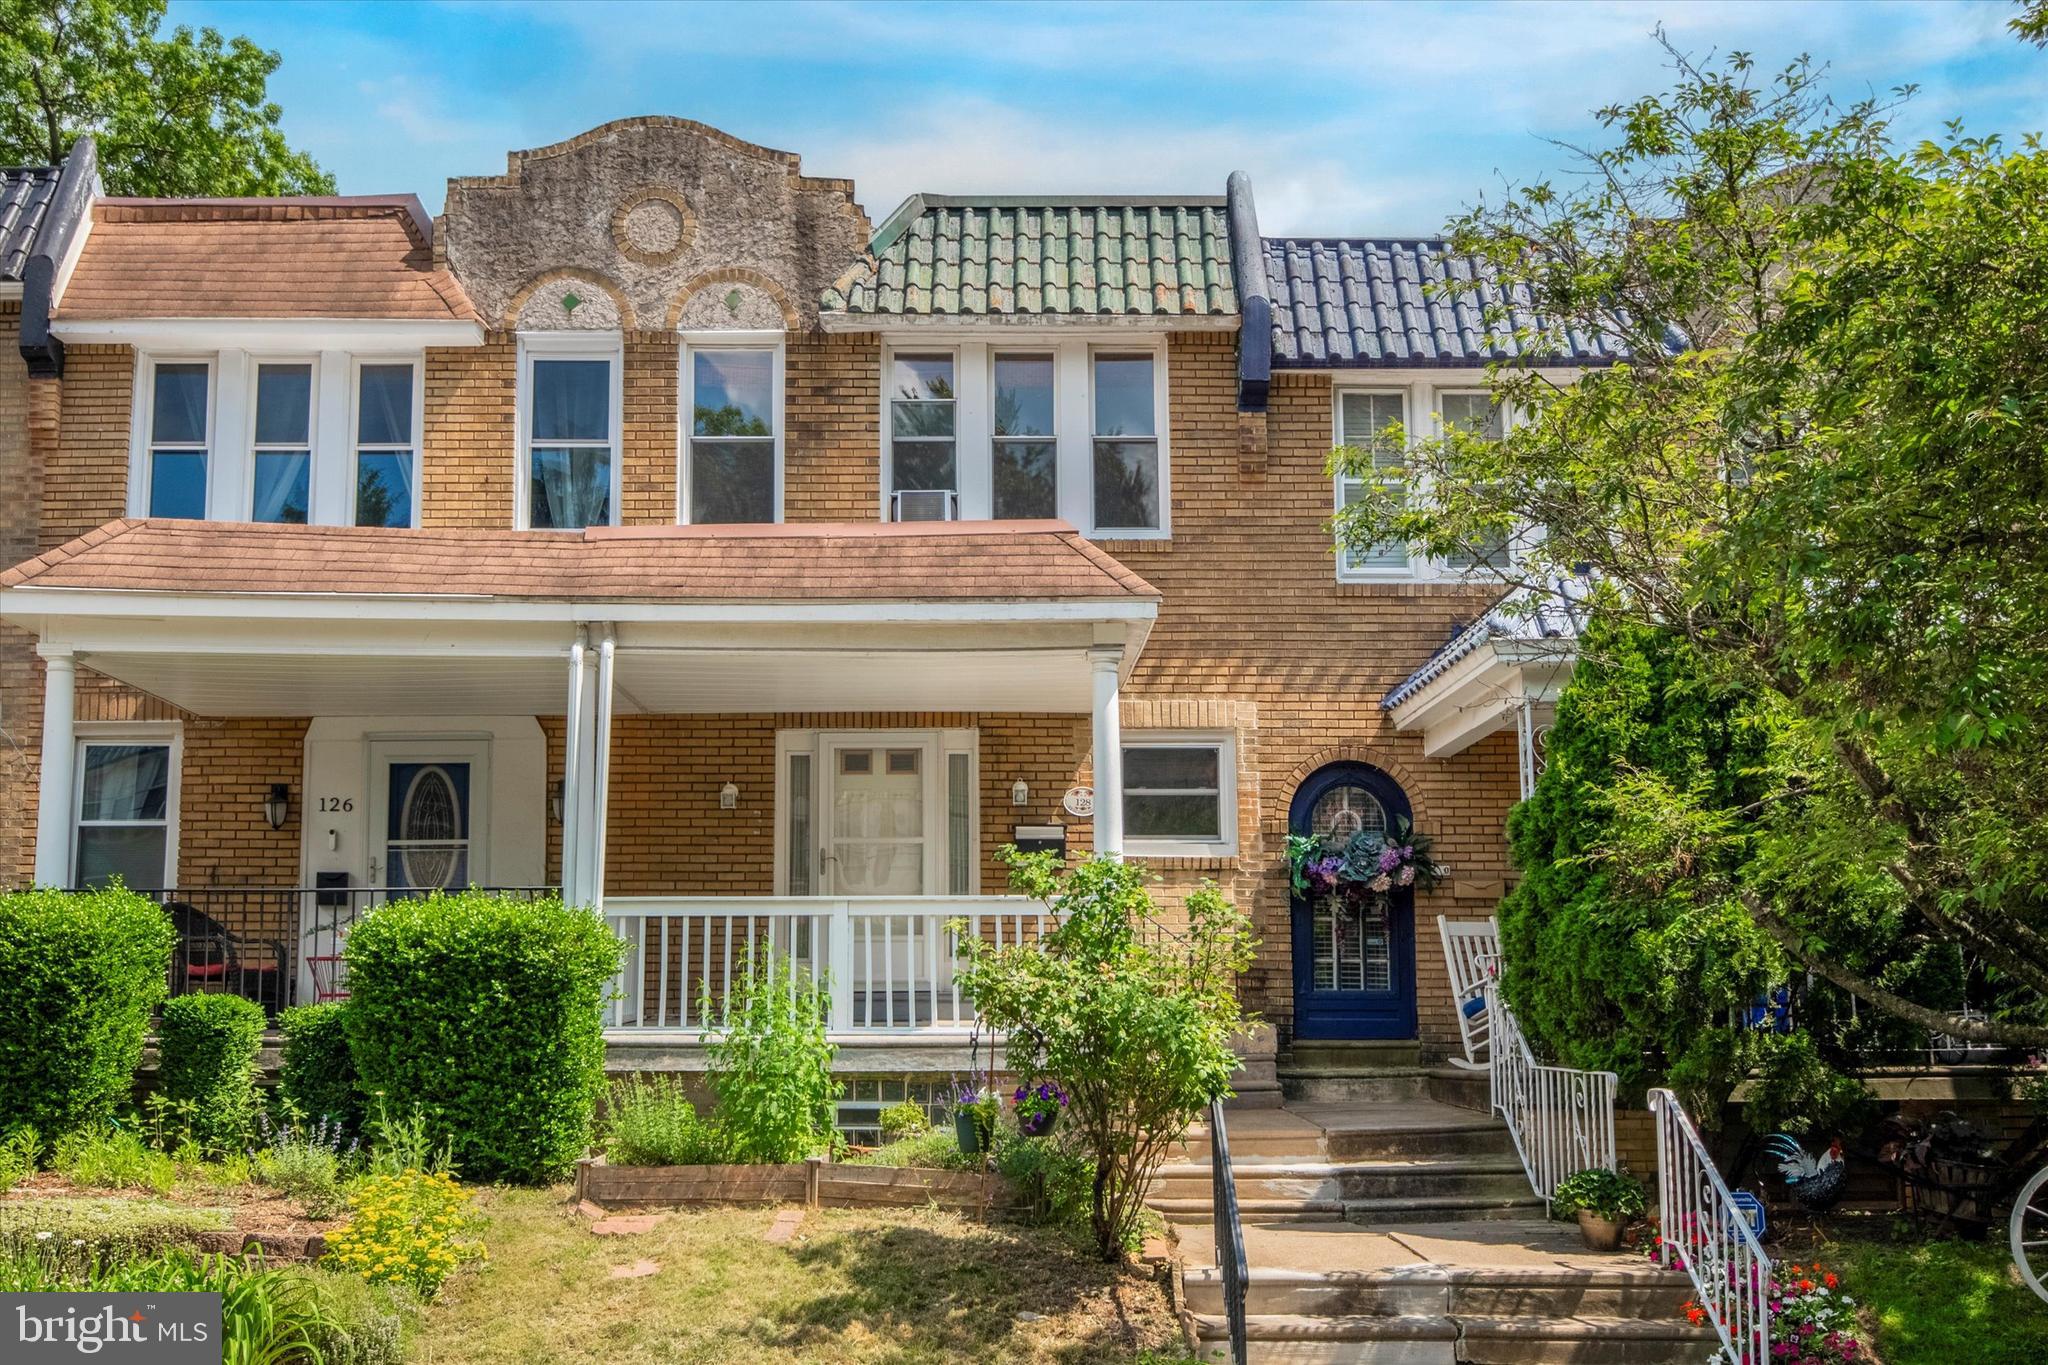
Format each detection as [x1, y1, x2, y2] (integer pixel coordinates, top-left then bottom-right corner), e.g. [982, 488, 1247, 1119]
[1208, 1095, 1249, 1365]
[133, 886, 554, 1019]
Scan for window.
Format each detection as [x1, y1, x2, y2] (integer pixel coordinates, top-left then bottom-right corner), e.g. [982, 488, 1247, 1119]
[525, 352, 615, 529]
[687, 348, 778, 523]
[145, 361, 210, 519]
[889, 353, 956, 513]
[73, 740, 175, 889]
[249, 362, 313, 524]
[1122, 734, 1236, 857]
[1092, 353, 1159, 531]
[1336, 390, 1408, 576]
[354, 362, 417, 528]
[1437, 392, 1508, 570]
[992, 353, 1057, 519]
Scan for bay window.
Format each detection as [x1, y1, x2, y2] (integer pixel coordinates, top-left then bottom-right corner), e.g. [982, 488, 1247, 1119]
[686, 345, 780, 523]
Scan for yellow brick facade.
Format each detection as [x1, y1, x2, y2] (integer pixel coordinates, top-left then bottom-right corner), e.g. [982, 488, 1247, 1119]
[1, 321, 1519, 1053]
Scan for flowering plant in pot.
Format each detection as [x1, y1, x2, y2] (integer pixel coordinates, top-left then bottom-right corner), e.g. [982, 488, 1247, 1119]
[1550, 1167, 1646, 1251]
[1012, 1081, 1068, 1137]
[952, 1082, 1001, 1156]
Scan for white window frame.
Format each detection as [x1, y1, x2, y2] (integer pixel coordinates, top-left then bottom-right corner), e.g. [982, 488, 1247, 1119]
[1121, 730, 1236, 859]
[989, 348, 1062, 522]
[874, 333, 1169, 538]
[244, 353, 320, 524]
[1332, 387, 1412, 582]
[515, 332, 624, 531]
[347, 354, 426, 529]
[678, 331, 785, 525]
[773, 727, 979, 896]
[129, 353, 218, 521]
[70, 722, 183, 891]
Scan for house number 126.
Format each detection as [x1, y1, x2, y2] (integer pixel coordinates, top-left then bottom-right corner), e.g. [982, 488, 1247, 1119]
[317, 796, 355, 813]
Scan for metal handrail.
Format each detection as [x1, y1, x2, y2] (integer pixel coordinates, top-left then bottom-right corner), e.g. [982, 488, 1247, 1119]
[1207, 1096, 1249, 1365]
[1651, 1088, 1771, 1364]
[1483, 972, 1619, 1203]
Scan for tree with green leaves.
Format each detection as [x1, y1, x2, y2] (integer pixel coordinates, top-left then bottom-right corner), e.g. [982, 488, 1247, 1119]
[1336, 37, 2048, 1046]
[0, 0, 333, 195]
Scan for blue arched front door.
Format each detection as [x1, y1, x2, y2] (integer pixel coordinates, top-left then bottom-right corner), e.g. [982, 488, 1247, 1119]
[1289, 762, 1418, 1040]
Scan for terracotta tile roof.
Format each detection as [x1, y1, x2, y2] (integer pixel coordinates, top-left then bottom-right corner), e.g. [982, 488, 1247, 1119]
[55, 197, 478, 322]
[0, 519, 1158, 604]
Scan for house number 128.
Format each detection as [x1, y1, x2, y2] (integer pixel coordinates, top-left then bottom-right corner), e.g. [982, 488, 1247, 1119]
[317, 796, 355, 813]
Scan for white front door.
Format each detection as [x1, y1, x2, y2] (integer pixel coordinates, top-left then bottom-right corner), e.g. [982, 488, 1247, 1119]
[819, 734, 939, 896]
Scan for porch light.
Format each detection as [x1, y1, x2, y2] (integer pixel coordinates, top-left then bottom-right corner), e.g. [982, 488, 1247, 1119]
[550, 779, 565, 825]
[1010, 779, 1030, 807]
[720, 782, 739, 810]
[263, 783, 291, 831]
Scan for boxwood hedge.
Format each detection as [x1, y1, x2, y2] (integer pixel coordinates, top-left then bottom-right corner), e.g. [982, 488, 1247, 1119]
[157, 993, 266, 1153]
[0, 887, 175, 1139]
[277, 1002, 360, 1132]
[341, 891, 623, 1183]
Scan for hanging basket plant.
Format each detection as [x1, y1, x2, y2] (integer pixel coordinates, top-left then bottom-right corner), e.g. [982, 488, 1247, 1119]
[1286, 818, 1447, 907]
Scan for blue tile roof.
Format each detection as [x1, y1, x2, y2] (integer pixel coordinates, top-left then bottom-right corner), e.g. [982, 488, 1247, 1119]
[1382, 577, 1588, 710]
[1264, 238, 1631, 369]
[0, 164, 62, 282]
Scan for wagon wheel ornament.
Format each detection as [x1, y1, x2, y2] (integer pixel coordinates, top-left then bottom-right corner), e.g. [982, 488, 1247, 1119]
[2011, 1162, 2048, 1304]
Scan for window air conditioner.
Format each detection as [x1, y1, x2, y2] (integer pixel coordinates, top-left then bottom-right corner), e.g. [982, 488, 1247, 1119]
[892, 489, 958, 522]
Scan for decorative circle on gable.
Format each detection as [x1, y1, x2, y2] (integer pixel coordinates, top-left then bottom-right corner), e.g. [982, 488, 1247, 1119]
[611, 187, 696, 267]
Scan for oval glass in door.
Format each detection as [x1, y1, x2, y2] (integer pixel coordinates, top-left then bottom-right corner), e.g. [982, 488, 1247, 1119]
[387, 762, 470, 892]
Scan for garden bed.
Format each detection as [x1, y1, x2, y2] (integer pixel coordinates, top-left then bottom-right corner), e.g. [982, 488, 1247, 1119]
[1, 1173, 339, 1260]
[575, 1155, 1018, 1214]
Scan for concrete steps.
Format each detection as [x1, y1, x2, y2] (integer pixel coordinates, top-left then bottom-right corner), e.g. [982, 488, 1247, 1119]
[1187, 1310, 1713, 1364]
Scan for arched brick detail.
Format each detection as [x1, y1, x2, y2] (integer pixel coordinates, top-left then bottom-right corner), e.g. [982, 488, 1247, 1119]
[664, 267, 801, 331]
[1269, 743, 1431, 834]
[502, 268, 636, 330]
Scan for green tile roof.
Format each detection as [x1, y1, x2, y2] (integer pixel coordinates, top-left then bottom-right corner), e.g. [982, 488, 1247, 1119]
[822, 195, 1237, 318]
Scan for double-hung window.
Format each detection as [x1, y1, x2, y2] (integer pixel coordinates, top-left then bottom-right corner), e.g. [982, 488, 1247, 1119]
[1436, 392, 1507, 571]
[525, 347, 616, 529]
[1092, 353, 1160, 531]
[145, 360, 211, 519]
[250, 362, 313, 524]
[1336, 390, 1408, 577]
[354, 362, 418, 528]
[889, 353, 957, 518]
[687, 346, 779, 523]
[73, 737, 176, 889]
[992, 353, 1057, 519]
[1121, 734, 1236, 857]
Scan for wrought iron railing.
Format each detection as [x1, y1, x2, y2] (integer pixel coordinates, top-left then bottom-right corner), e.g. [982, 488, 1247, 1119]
[138, 885, 552, 1018]
[1482, 960, 1619, 1202]
[1651, 1087, 1771, 1364]
[1207, 1095, 1249, 1365]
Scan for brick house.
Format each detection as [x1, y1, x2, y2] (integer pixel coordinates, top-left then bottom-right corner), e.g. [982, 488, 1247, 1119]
[0, 120, 1592, 1123]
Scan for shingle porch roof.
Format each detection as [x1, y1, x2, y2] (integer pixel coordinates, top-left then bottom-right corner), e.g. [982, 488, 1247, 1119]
[1, 519, 1158, 604]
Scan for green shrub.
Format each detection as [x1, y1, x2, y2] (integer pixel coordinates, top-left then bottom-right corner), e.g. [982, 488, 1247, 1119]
[993, 1127, 1102, 1244]
[157, 992, 266, 1154]
[0, 1128, 37, 1192]
[278, 1002, 361, 1132]
[0, 886, 174, 1139]
[342, 891, 623, 1184]
[51, 1125, 177, 1194]
[363, 1095, 455, 1177]
[300, 1270, 414, 1365]
[0, 1195, 229, 1260]
[845, 1126, 970, 1170]
[601, 1075, 727, 1166]
[878, 1101, 930, 1143]
[703, 957, 840, 1164]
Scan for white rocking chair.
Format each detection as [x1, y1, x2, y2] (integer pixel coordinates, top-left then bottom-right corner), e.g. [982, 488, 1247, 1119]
[1438, 916, 1501, 1071]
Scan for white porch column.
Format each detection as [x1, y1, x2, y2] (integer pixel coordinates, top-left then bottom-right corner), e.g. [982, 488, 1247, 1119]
[560, 631, 587, 904]
[587, 627, 617, 911]
[1089, 647, 1123, 856]
[34, 647, 77, 887]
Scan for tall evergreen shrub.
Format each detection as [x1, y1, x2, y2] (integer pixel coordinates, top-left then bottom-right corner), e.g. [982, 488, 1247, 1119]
[341, 891, 623, 1183]
[0, 887, 174, 1138]
[277, 1002, 360, 1132]
[157, 993, 266, 1152]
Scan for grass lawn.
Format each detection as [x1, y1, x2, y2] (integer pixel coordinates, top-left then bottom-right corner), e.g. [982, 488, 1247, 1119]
[1821, 1235, 2048, 1365]
[412, 1188, 1196, 1365]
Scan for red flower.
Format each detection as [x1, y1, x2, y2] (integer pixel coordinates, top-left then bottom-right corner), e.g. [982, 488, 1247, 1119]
[1824, 1273, 1839, 1290]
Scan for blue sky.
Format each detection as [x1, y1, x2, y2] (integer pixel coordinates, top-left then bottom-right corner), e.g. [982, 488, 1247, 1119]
[177, 0, 2045, 235]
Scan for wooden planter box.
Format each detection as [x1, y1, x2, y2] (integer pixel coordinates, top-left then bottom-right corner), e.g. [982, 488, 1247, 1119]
[576, 1155, 1016, 1215]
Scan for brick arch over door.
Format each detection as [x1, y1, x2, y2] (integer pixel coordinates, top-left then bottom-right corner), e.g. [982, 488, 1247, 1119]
[664, 267, 802, 331]
[1270, 743, 1430, 837]
[502, 268, 637, 331]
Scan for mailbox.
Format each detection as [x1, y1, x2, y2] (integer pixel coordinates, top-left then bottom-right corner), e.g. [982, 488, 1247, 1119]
[1012, 824, 1067, 857]
[315, 869, 351, 909]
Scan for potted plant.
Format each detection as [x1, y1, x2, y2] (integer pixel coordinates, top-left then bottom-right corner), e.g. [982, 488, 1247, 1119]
[1551, 1167, 1647, 1251]
[952, 1084, 1000, 1156]
[1012, 1081, 1067, 1138]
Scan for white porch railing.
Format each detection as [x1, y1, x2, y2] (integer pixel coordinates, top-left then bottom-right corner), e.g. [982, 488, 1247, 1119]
[1651, 1088, 1771, 1364]
[1484, 966, 1619, 1202]
[601, 895, 1054, 1034]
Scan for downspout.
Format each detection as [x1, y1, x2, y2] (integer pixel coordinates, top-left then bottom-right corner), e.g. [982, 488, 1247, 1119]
[1225, 170, 1271, 415]
[19, 136, 99, 379]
